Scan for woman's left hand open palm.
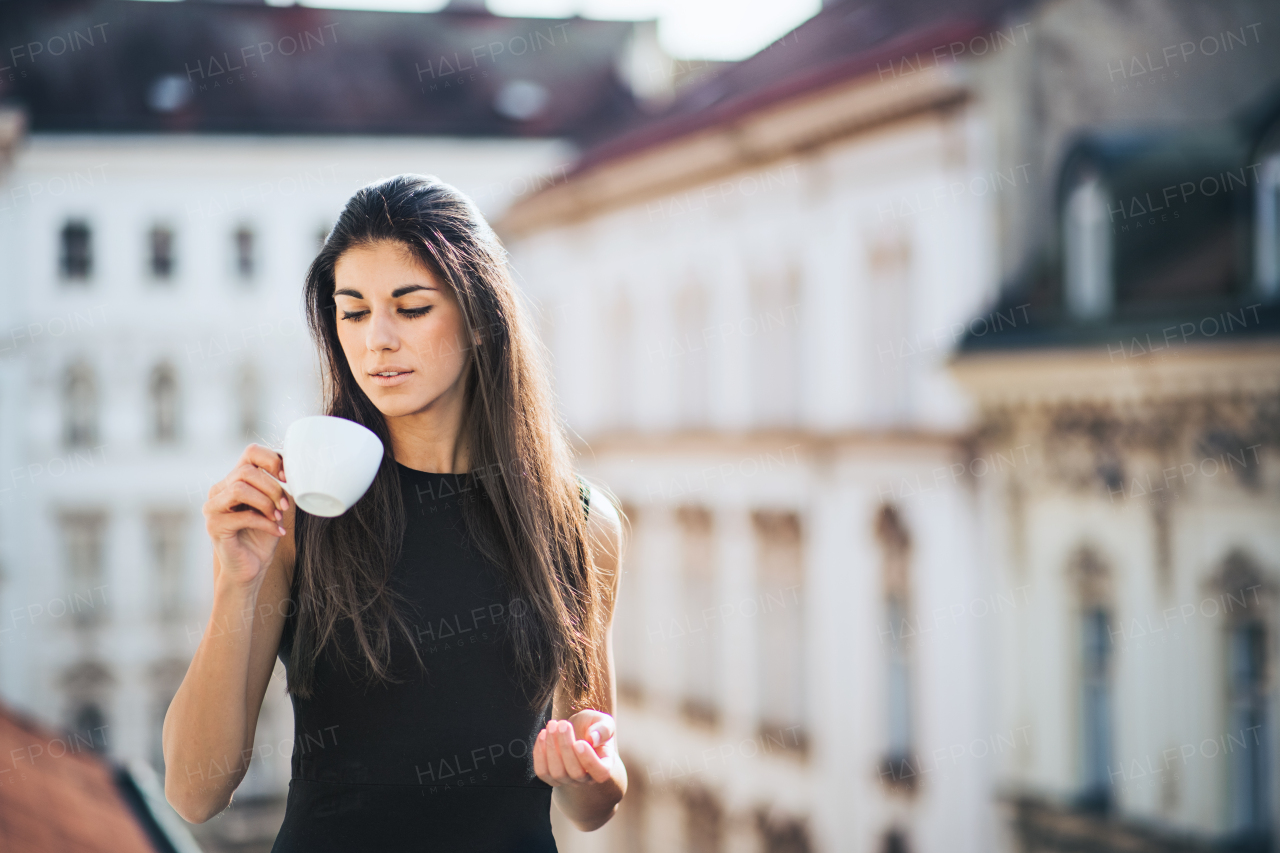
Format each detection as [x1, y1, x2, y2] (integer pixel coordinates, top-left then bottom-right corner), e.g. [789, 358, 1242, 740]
[533, 710, 616, 787]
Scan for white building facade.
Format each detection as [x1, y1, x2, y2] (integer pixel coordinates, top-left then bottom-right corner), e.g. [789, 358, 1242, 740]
[0, 132, 572, 799]
[500, 20, 1021, 853]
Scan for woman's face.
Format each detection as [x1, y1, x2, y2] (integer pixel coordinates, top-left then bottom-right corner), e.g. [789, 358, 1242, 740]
[332, 240, 475, 420]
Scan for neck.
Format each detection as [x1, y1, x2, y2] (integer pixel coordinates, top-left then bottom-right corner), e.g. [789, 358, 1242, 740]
[383, 386, 469, 475]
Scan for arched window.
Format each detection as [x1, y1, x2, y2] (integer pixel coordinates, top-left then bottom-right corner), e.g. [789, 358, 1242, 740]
[1069, 545, 1114, 812]
[60, 219, 92, 281]
[876, 504, 915, 791]
[63, 361, 98, 448]
[150, 362, 180, 444]
[1215, 550, 1273, 841]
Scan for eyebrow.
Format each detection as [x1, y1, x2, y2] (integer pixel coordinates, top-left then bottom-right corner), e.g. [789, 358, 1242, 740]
[333, 284, 438, 299]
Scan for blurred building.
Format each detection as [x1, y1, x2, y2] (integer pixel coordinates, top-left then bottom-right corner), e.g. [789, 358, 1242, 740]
[953, 22, 1280, 853]
[498, 1, 1280, 852]
[0, 1, 670, 850]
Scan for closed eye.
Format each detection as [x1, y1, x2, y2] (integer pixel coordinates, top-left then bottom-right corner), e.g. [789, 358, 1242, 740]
[338, 305, 433, 322]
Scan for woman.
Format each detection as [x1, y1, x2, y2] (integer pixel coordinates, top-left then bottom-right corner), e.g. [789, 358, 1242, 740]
[163, 174, 627, 851]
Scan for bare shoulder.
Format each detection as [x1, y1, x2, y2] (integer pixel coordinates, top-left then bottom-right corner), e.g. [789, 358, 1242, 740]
[581, 481, 623, 599]
[582, 483, 622, 551]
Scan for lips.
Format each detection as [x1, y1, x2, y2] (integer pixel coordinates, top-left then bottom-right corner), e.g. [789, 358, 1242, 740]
[368, 367, 413, 387]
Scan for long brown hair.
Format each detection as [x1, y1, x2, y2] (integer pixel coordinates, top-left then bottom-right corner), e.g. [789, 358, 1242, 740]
[288, 174, 614, 715]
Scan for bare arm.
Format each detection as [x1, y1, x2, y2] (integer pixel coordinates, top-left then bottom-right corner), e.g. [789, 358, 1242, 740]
[163, 444, 295, 823]
[536, 485, 628, 832]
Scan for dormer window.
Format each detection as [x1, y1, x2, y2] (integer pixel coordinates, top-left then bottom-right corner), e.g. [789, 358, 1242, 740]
[1064, 174, 1112, 320]
[1256, 151, 1280, 300]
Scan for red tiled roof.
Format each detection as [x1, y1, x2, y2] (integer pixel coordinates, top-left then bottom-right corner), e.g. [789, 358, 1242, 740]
[0, 699, 159, 853]
[571, 0, 1036, 173]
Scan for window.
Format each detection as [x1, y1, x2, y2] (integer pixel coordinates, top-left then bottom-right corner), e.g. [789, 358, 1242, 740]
[1071, 546, 1114, 812]
[150, 693, 171, 773]
[756, 812, 812, 853]
[1218, 551, 1272, 840]
[876, 505, 915, 791]
[749, 265, 802, 427]
[618, 757, 647, 853]
[614, 502, 643, 701]
[150, 362, 179, 444]
[63, 362, 98, 448]
[865, 229, 911, 425]
[677, 506, 717, 724]
[233, 224, 256, 280]
[1079, 606, 1114, 810]
[754, 510, 805, 750]
[148, 511, 185, 619]
[880, 829, 910, 853]
[607, 288, 636, 430]
[1255, 152, 1280, 299]
[60, 219, 92, 281]
[682, 786, 723, 853]
[149, 224, 175, 280]
[237, 362, 261, 441]
[1228, 622, 1270, 836]
[674, 280, 710, 428]
[60, 511, 107, 626]
[72, 702, 109, 752]
[1064, 175, 1112, 320]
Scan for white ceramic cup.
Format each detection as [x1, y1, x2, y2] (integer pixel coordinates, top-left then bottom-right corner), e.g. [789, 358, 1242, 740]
[276, 416, 384, 517]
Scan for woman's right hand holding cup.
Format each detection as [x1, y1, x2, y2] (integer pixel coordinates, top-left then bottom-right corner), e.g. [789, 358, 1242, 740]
[203, 443, 291, 592]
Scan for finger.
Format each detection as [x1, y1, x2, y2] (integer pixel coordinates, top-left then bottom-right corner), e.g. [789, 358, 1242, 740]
[533, 730, 550, 784]
[573, 740, 611, 783]
[217, 481, 280, 523]
[554, 720, 587, 782]
[209, 509, 285, 540]
[240, 443, 285, 480]
[542, 724, 568, 780]
[586, 718, 615, 748]
[240, 464, 289, 512]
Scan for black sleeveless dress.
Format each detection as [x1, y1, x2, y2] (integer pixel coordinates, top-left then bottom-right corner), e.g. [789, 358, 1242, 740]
[270, 462, 590, 852]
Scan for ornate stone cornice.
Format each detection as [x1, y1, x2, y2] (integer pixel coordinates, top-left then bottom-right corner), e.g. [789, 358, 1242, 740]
[949, 338, 1280, 411]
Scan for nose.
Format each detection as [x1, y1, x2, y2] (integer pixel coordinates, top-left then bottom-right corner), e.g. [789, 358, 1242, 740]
[366, 306, 399, 352]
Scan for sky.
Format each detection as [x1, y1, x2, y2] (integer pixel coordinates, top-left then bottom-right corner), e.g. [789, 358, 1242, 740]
[257, 0, 821, 60]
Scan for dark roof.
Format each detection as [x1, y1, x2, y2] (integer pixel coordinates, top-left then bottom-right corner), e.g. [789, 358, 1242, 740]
[958, 86, 1280, 354]
[0, 0, 644, 142]
[569, 0, 1037, 173]
[0, 698, 165, 853]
